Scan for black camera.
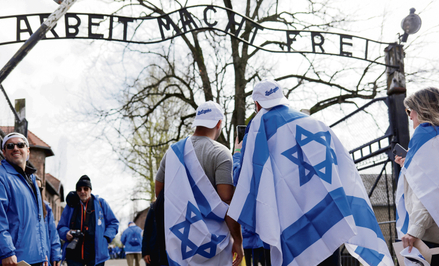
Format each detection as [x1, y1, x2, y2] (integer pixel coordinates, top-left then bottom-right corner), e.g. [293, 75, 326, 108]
[66, 229, 84, 250]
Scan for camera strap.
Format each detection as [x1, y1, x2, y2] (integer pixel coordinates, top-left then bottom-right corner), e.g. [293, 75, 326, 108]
[69, 197, 95, 233]
[83, 198, 95, 231]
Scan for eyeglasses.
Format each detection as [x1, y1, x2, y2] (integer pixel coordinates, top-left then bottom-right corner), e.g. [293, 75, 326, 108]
[405, 108, 412, 116]
[76, 187, 90, 192]
[5, 142, 27, 150]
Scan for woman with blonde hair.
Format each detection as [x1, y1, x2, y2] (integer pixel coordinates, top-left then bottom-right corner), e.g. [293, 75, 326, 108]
[395, 87, 439, 264]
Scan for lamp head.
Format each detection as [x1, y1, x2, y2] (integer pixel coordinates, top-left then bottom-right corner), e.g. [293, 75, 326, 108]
[400, 8, 422, 43]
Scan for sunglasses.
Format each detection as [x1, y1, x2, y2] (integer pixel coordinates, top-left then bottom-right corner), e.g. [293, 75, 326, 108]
[405, 108, 412, 116]
[5, 142, 27, 150]
[76, 187, 90, 192]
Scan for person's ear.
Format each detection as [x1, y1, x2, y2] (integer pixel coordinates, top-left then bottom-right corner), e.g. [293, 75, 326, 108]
[255, 101, 262, 112]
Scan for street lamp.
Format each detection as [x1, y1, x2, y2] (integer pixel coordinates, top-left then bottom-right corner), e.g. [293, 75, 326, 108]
[400, 8, 422, 43]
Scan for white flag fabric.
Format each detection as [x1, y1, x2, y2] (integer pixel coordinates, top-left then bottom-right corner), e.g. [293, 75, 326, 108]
[164, 137, 232, 266]
[228, 105, 393, 266]
[395, 123, 439, 238]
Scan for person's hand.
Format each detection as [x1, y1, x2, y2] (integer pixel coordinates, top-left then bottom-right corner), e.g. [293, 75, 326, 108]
[234, 136, 243, 154]
[395, 155, 405, 168]
[231, 239, 244, 266]
[66, 231, 73, 241]
[144, 255, 151, 264]
[402, 233, 418, 252]
[2, 255, 18, 266]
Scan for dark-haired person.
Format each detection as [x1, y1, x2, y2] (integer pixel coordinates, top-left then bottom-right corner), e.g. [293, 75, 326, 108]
[57, 175, 119, 266]
[395, 87, 439, 263]
[0, 132, 48, 266]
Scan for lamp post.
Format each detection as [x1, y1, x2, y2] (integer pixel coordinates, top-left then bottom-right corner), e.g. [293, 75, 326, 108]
[386, 7, 422, 185]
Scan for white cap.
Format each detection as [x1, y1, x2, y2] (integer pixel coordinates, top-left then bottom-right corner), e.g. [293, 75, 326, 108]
[2, 132, 29, 150]
[252, 79, 289, 109]
[192, 101, 225, 129]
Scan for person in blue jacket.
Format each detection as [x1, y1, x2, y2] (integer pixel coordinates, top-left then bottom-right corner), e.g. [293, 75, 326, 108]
[0, 132, 48, 266]
[121, 221, 143, 266]
[44, 201, 62, 266]
[57, 175, 119, 266]
[36, 177, 62, 266]
[233, 124, 271, 266]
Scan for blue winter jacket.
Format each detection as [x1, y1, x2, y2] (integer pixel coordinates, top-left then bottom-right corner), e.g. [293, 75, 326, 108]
[0, 159, 48, 263]
[57, 194, 119, 264]
[121, 225, 143, 253]
[44, 201, 62, 264]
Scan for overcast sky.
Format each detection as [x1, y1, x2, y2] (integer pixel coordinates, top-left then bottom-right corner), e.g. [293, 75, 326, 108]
[0, 0, 438, 235]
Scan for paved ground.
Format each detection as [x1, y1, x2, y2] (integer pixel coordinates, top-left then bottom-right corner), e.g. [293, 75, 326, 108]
[105, 259, 146, 266]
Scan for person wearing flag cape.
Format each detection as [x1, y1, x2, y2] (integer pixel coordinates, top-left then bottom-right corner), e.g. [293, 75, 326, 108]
[154, 101, 243, 265]
[228, 79, 393, 266]
[395, 87, 439, 264]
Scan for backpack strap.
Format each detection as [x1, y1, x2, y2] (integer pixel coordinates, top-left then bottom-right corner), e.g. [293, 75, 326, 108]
[83, 197, 95, 231]
[69, 204, 80, 229]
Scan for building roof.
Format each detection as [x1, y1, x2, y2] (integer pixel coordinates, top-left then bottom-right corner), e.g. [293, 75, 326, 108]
[46, 173, 65, 202]
[0, 126, 54, 157]
[133, 207, 150, 230]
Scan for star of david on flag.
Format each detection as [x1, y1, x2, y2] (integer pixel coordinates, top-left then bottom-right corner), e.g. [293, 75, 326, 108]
[228, 105, 393, 266]
[170, 202, 226, 260]
[164, 137, 232, 266]
[281, 126, 337, 186]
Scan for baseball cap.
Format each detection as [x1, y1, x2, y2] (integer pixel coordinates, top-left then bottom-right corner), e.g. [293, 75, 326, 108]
[192, 101, 225, 128]
[252, 79, 289, 109]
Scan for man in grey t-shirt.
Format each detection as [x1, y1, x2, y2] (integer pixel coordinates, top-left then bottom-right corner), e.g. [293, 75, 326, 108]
[155, 135, 233, 188]
[155, 101, 243, 265]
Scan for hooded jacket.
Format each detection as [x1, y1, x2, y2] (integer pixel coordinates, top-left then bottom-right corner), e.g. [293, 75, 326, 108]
[121, 224, 143, 253]
[0, 159, 48, 263]
[57, 193, 119, 264]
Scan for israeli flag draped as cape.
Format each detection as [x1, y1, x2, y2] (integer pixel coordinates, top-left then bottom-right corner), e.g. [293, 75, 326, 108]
[164, 137, 232, 265]
[395, 123, 439, 238]
[228, 105, 392, 266]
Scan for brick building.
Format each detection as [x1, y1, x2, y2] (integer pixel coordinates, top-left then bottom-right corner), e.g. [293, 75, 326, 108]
[45, 173, 65, 223]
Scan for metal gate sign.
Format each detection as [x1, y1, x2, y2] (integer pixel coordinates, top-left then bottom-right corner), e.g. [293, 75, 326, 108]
[0, 5, 394, 66]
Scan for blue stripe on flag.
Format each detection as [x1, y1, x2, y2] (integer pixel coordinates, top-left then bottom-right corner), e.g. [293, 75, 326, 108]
[401, 211, 409, 234]
[346, 196, 385, 241]
[237, 129, 270, 231]
[280, 187, 351, 265]
[405, 123, 439, 168]
[171, 138, 187, 165]
[171, 138, 223, 221]
[263, 105, 307, 140]
[237, 106, 307, 231]
[354, 246, 385, 266]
